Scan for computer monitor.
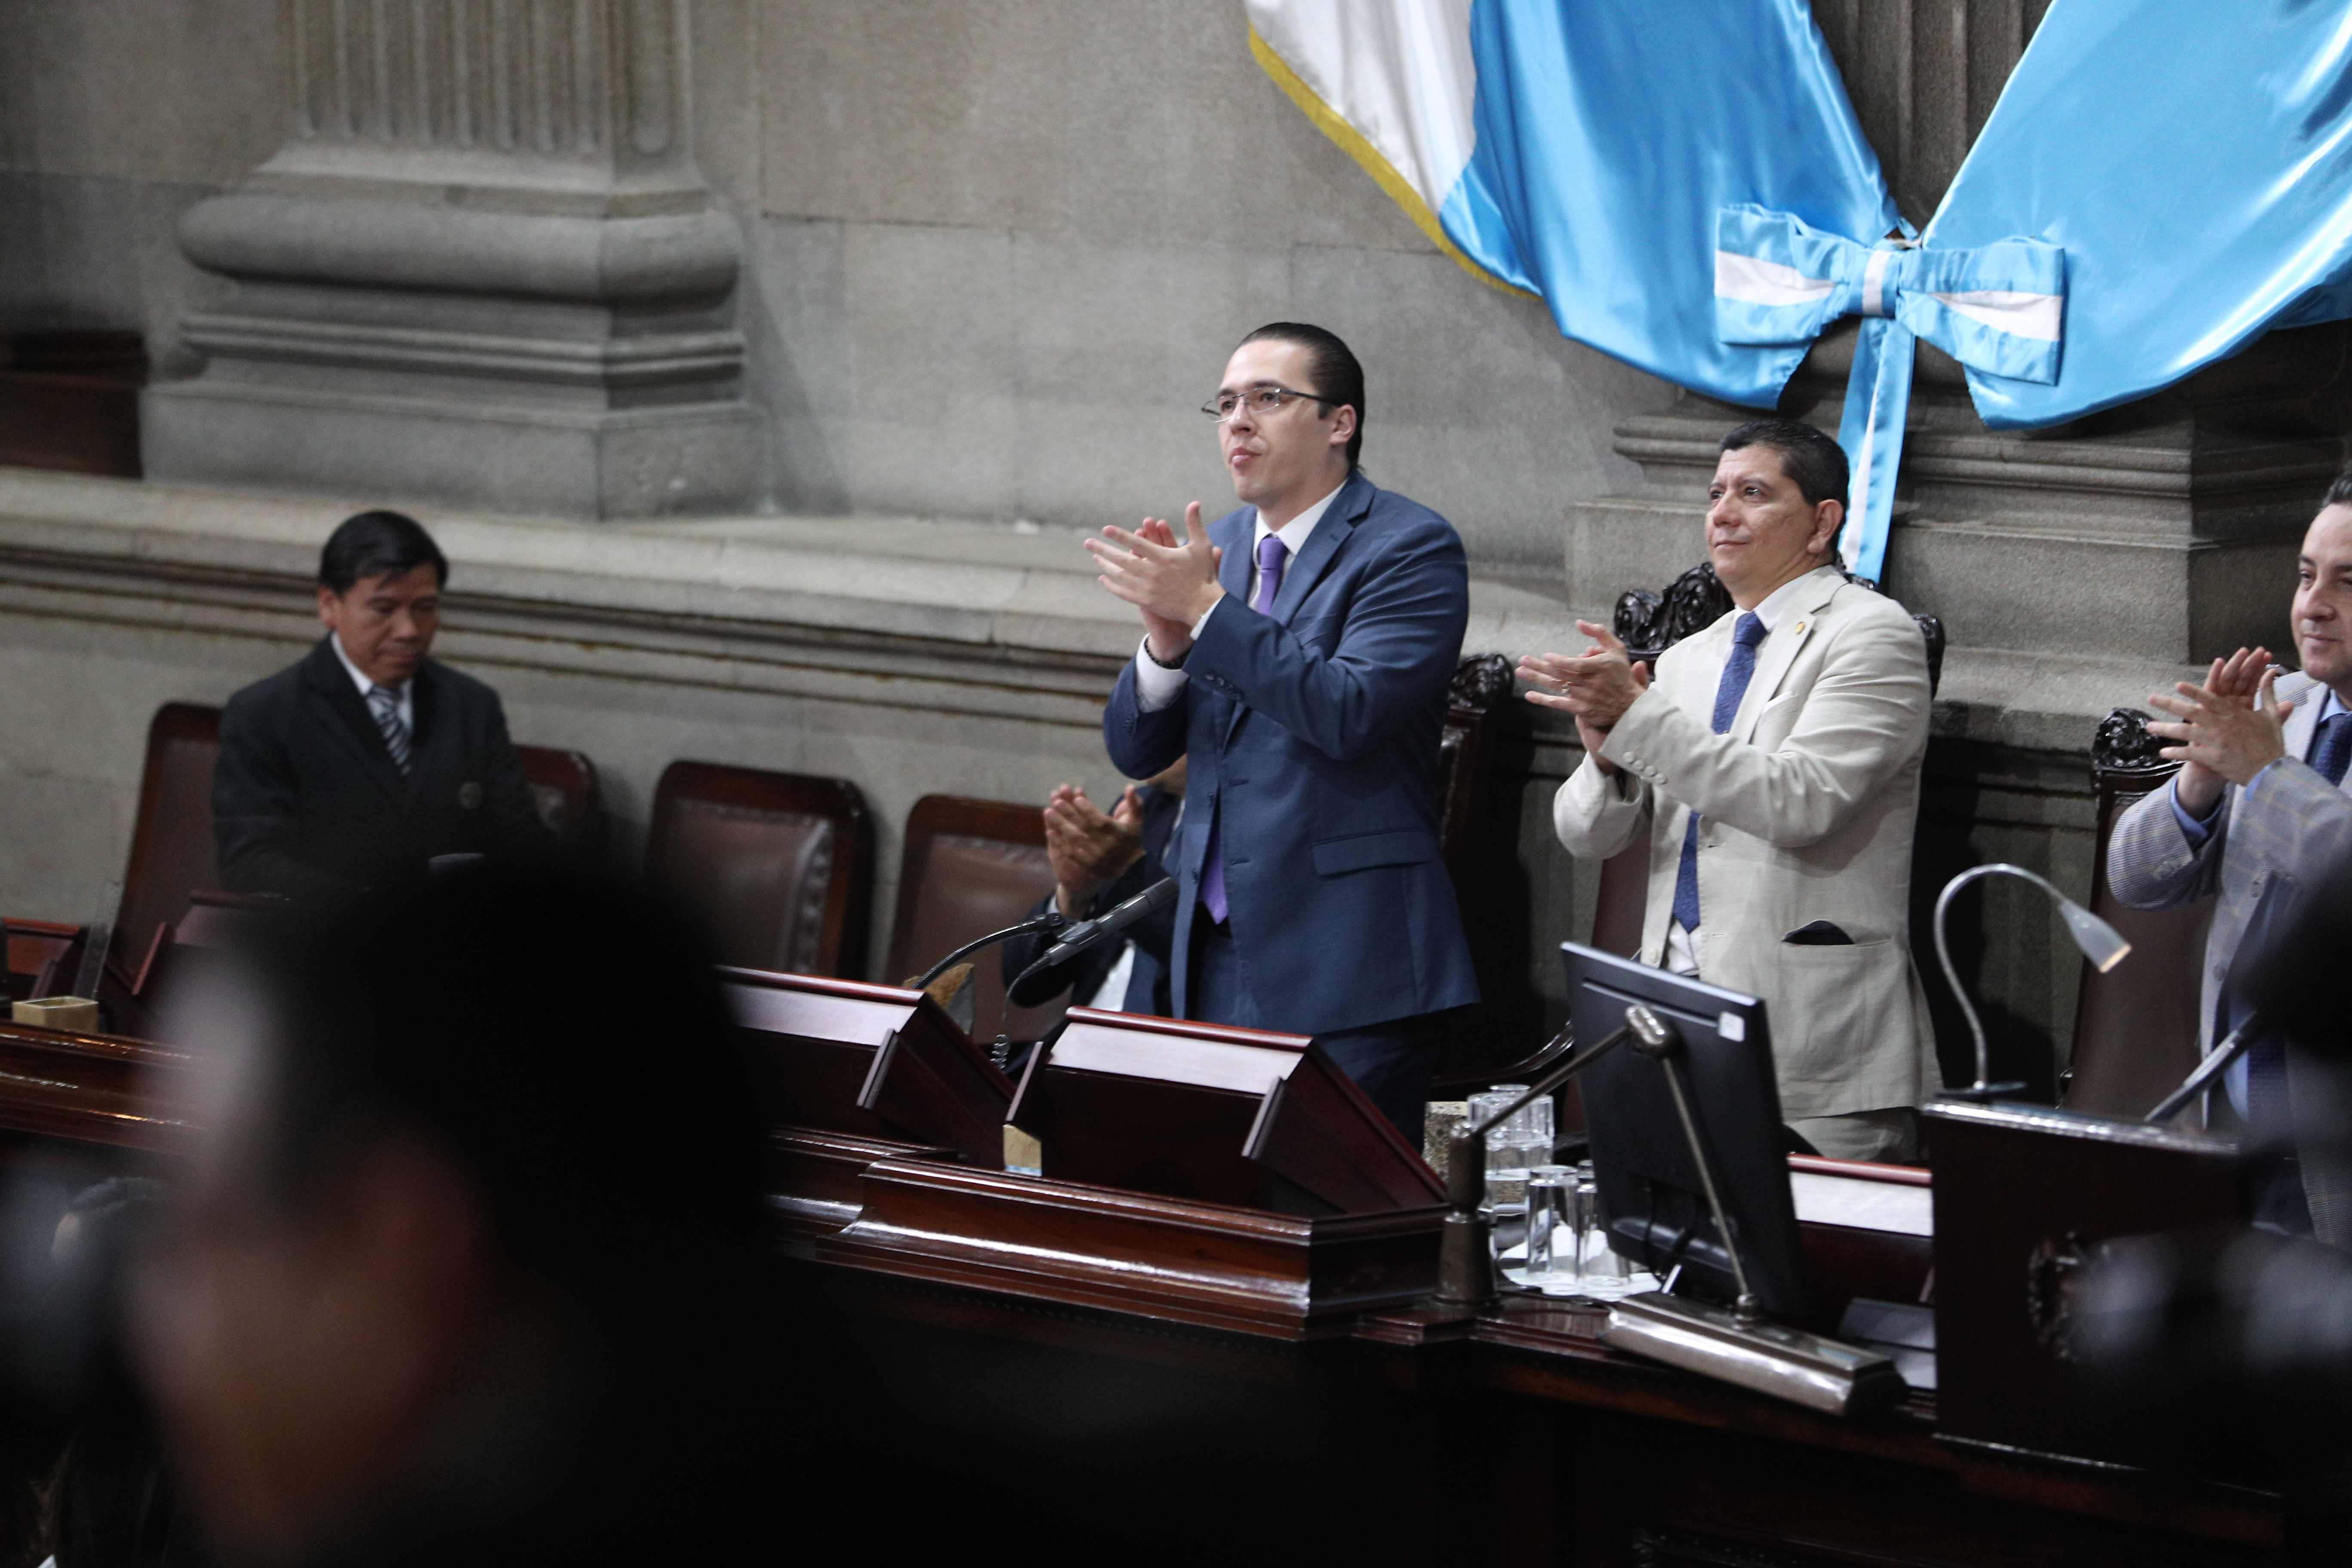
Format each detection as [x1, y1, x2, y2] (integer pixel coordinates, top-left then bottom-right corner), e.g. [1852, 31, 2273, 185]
[1562, 941, 1808, 1317]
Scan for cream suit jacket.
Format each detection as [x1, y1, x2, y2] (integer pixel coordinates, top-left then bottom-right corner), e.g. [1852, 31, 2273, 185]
[1552, 567, 1938, 1120]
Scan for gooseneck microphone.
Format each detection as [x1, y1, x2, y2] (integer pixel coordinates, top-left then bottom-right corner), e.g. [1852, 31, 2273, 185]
[1006, 878, 1178, 1007]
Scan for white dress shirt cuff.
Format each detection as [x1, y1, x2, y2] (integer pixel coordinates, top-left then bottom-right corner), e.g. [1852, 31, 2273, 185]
[1133, 635, 1188, 711]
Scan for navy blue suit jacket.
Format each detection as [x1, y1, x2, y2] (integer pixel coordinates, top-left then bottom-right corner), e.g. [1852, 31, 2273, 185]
[1102, 470, 1478, 1035]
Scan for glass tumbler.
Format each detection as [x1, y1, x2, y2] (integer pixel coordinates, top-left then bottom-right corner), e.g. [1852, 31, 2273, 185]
[1469, 1089, 1525, 1212]
[1523, 1165, 1574, 1285]
[1574, 1168, 1643, 1300]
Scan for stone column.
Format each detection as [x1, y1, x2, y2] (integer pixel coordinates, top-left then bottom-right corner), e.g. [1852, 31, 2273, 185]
[143, 0, 761, 520]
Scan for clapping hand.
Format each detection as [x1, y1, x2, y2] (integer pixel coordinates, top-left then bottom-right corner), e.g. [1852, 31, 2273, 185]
[1519, 622, 1651, 771]
[1042, 784, 1147, 919]
[1086, 504, 1225, 663]
[2146, 646, 2291, 812]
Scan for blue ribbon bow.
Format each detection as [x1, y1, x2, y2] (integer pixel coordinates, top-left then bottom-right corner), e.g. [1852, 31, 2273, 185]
[1713, 204, 2066, 582]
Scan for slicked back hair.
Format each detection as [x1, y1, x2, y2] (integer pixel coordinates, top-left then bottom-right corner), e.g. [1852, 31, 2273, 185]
[2324, 469, 2352, 510]
[318, 510, 448, 596]
[1719, 419, 1850, 513]
[1237, 322, 1365, 469]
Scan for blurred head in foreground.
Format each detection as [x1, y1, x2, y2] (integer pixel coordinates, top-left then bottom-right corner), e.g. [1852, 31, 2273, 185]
[127, 864, 768, 1565]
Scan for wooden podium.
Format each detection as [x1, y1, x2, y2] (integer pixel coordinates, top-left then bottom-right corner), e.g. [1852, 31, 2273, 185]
[719, 969, 1013, 1238]
[1926, 1099, 2243, 1463]
[823, 1008, 1448, 1337]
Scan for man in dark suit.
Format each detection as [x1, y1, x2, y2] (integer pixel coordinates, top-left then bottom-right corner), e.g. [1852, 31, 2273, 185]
[213, 510, 550, 897]
[1087, 322, 1478, 1133]
[1001, 760, 1186, 1020]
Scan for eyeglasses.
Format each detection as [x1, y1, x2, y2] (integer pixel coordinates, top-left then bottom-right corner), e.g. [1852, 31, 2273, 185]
[1200, 385, 1334, 422]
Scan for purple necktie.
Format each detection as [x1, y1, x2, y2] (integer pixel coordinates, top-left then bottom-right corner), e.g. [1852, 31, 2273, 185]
[1200, 533, 1290, 924]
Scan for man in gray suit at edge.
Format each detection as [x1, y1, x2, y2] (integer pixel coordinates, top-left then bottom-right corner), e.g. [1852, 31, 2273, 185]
[2113, 472, 2352, 1242]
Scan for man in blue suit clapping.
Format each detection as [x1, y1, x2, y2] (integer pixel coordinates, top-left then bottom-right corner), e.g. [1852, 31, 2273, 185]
[1086, 322, 1478, 1134]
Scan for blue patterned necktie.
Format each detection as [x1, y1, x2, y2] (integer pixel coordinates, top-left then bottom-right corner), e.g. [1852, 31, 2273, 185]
[2311, 710, 2352, 787]
[2244, 708, 2352, 1130]
[367, 684, 412, 776]
[1670, 613, 1769, 937]
[1200, 533, 1290, 924]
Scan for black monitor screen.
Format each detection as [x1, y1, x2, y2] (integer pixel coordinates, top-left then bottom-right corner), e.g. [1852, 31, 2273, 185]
[1562, 941, 1807, 1317]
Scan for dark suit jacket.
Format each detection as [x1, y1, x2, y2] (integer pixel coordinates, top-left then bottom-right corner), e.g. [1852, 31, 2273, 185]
[1000, 784, 1182, 1016]
[214, 637, 551, 897]
[1102, 470, 1478, 1036]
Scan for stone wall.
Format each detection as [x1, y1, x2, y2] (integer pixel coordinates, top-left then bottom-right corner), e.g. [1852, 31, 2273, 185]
[1, 0, 2329, 1094]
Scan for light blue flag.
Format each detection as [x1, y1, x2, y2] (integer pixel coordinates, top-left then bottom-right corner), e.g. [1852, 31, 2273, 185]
[1438, 0, 1899, 410]
[1929, 0, 2352, 429]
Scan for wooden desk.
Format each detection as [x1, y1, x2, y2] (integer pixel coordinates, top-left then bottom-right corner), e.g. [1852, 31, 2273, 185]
[0, 1020, 2284, 1566]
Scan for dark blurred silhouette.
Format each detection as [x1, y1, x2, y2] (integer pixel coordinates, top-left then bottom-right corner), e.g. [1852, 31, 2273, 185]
[125, 864, 777, 1567]
[2070, 844, 2352, 1551]
[36, 1178, 201, 1568]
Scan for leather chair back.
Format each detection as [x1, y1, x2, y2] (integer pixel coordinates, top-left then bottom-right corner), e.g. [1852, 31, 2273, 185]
[2062, 716, 2210, 1117]
[886, 796, 1059, 1047]
[119, 703, 222, 969]
[647, 762, 873, 979]
[515, 744, 602, 858]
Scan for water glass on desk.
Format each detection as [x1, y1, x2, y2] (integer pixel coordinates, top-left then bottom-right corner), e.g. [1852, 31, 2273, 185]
[1523, 1165, 1576, 1285]
[1573, 1166, 1645, 1301]
[1474, 1085, 1553, 1213]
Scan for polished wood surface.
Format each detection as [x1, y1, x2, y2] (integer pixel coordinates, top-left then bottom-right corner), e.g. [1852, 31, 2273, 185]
[1926, 1100, 2245, 1466]
[721, 967, 1010, 1169]
[1007, 1007, 1444, 1214]
[0, 1007, 2283, 1565]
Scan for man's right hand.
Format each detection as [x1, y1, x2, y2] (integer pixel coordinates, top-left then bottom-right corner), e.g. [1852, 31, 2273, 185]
[2165, 645, 2272, 816]
[1043, 784, 1147, 918]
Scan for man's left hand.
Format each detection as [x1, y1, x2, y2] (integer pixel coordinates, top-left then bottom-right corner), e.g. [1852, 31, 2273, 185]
[1087, 502, 1225, 662]
[2147, 669, 2294, 787]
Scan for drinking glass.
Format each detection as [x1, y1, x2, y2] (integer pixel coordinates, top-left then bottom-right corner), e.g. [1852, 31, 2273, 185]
[1574, 1168, 1645, 1300]
[1523, 1165, 1574, 1285]
[1467, 1090, 1522, 1212]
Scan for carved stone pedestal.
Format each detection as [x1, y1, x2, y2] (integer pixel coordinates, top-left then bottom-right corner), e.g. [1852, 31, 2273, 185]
[143, 0, 760, 521]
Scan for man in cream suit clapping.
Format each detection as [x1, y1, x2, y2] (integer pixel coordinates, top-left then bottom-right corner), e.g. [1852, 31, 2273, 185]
[1521, 420, 1937, 1161]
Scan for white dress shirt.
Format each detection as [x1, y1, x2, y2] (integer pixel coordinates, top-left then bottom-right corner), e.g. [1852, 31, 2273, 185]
[1664, 570, 1822, 976]
[1131, 481, 1347, 712]
[330, 632, 414, 732]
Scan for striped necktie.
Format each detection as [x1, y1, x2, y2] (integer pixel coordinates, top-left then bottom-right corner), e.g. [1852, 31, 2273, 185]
[367, 684, 412, 776]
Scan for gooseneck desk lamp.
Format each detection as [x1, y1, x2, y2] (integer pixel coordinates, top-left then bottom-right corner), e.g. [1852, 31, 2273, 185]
[1933, 863, 2132, 1101]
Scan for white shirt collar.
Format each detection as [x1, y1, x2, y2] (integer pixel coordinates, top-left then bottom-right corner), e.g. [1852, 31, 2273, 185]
[1250, 478, 1348, 558]
[1744, 565, 1838, 634]
[329, 633, 414, 726]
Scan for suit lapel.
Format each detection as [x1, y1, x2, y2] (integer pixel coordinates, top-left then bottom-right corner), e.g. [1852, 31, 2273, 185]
[404, 665, 441, 813]
[304, 639, 408, 805]
[1269, 473, 1368, 623]
[1215, 512, 1256, 750]
[1732, 571, 1841, 744]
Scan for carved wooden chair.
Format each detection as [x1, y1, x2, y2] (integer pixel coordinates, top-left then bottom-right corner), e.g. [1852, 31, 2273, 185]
[885, 796, 1060, 1049]
[646, 761, 873, 980]
[118, 702, 224, 974]
[2059, 709, 2209, 1117]
[514, 744, 602, 859]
